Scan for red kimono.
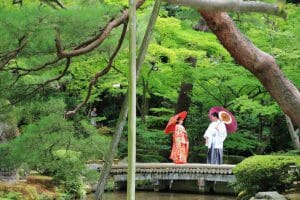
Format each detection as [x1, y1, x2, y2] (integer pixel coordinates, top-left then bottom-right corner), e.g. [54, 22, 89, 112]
[170, 124, 189, 164]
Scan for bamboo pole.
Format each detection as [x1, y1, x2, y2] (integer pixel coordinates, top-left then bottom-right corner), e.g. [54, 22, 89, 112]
[127, 0, 136, 199]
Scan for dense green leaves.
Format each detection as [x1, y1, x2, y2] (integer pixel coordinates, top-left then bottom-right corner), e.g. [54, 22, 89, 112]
[0, 1, 299, 197]
[233, 155, 300, 199]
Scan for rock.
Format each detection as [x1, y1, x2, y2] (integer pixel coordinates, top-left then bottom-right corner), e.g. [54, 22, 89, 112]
[86, 163, 101, 170]
[0, 122, 11, 143]
[0, 99, 18, 144]
[253, 191, 287, 200]
[91, 183, 97, 192]
[85, 184, 93, 194]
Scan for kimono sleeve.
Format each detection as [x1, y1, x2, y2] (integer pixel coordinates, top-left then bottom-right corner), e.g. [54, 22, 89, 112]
[219, 122, 227, 142]
[204, 123, 214, 139]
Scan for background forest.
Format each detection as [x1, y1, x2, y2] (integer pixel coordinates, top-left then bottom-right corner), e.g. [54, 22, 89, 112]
[0, 0, 299, 199]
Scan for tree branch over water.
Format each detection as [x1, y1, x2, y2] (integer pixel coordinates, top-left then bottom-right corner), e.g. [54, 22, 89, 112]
[200, 10, 300, 127]
[165, 0, 286, 17]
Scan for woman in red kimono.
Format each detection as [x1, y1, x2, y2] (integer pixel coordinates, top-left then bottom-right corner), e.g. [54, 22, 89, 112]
[170, 118, 189, 164]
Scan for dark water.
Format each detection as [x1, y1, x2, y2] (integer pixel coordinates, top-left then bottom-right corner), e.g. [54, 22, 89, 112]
[87, 192, 235, 200]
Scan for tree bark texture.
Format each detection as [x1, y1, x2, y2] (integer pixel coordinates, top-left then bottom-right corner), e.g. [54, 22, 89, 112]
[199, 11, 300, 128]
[176, 83, 193, 114]
[285, 115, 300, 150]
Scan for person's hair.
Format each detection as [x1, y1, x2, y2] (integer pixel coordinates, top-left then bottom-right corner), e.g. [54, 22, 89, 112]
[212, 112, 219, 119]
[176, 117, 183, 124]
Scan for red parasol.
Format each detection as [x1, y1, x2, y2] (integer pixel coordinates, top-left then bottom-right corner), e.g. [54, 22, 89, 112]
[209, 106, 237, 133]
[164, 111, 187, 134]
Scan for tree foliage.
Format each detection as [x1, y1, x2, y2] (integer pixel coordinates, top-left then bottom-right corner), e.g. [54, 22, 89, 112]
[0, 0, 299, 197]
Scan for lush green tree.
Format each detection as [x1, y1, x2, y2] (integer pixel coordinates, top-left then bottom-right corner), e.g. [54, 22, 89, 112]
[0, 1, 299, 198]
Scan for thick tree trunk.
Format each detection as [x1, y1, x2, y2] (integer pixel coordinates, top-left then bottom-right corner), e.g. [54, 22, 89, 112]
[176, 83, 193, 113]
[199, 11, 300, 128]
[285, 115, 300, 150]
[94, 1, 162, 199]
[175, 57, 197, 113]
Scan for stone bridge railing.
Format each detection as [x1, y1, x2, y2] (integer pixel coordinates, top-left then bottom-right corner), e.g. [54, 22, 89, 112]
[0, 166, 18, 183]
[108, 163, 235, 182]
[88, 163, 236, 191]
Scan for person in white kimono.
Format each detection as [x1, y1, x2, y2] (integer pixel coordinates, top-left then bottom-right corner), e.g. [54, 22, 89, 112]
[203, 112, 227, 164]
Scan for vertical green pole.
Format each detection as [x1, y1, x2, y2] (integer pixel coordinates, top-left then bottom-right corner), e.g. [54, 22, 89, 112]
[127, 0, 136, 199]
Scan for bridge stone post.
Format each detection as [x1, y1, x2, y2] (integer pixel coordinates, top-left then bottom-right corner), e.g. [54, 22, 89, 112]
[113, 176, 126, 191]
[197, 178, 205, 192]
[169, 180, 174, 190]
[152, 179, 160, 192]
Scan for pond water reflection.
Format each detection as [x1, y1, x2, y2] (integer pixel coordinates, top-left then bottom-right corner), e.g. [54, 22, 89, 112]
[88, 192, 235, 200]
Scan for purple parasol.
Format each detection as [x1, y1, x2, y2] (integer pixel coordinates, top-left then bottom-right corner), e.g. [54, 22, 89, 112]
[209, 106, 237, 133]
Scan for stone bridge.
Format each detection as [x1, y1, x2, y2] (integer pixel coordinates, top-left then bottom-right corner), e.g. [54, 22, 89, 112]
[0, 167, 17, 183]
[88, 163, 236, 192]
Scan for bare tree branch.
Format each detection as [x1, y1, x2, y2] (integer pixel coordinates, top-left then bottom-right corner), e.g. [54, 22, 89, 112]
[11, 58, 71, 105]
[248, 86, 266, 99]
[12, 0, 23, 6]
[8, 57, 62, 73]
[40, 58, 71, 86]
[74, 26, 109, 50]
[40, 0, 65, 9]
[198, 81, 226, 107]
[112, 65, 126, 76]
[65, 22, 128, 117]
[0, 35, 27, 70]
[55, 0, 145, 58]
[226, 85, 239, 97]
[9, 58, 63, 88]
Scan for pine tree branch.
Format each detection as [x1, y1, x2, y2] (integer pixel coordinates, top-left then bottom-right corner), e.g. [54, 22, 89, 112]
[65, 22, 128, 117]
[11, 58, 71, 105]
[0, 35, 27, 70]
[55, 0, 145, 58]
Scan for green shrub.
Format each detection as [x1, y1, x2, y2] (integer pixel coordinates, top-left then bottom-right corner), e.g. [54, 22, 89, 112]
[0, 191, 23, 200]
[59, 177, 85, 200]
[83, 169, 100, 184]
[285, 149, 300, 156]
[50, 150, 85, 199]
[104, 179, 115, 192]
[233, 155, 299, 200]
[224, 155, 245, 164]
